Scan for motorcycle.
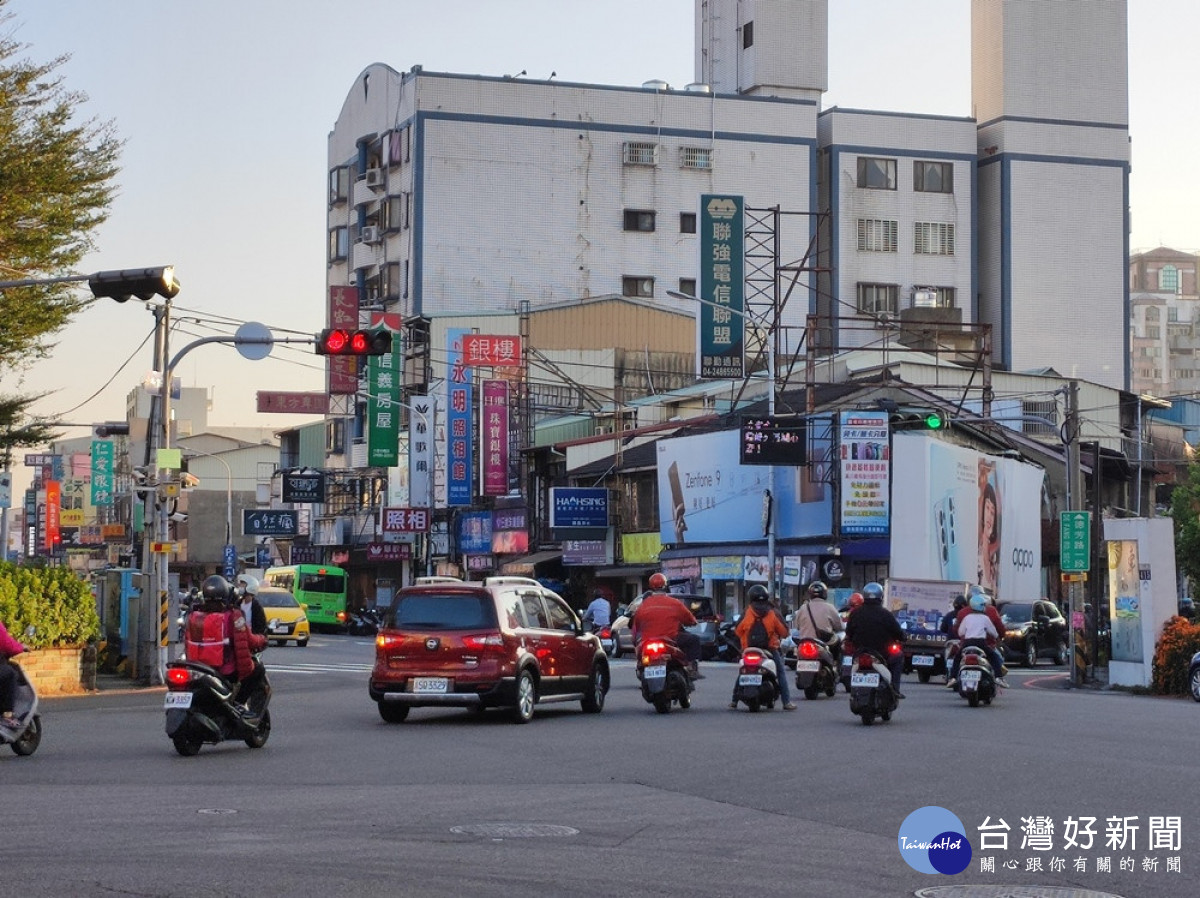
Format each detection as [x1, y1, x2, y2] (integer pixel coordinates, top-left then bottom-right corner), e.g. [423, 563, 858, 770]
[955, 645, 997, 707]
[848, 641, 903, 726]
[713, 622, 742, 664]
[943, 638, 961, 685]
[596, 624, 616, 657]
[164, 657, 272, 756]
[733, 647, 780, 711]
[1, 655, 42, 757]
[636, 638, 694, 714]
[794, 634, 840, 701]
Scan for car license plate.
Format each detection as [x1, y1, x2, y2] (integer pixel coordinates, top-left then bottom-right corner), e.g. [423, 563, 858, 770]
[912, 654, 935, 667]
[960, 670, 982, 689]
[164, 691, 193, 709]
[795, 660, 820, 672]
[412, 677, 449, 694]
[851, 672, 880, 688]
[738, 673, 763, 686]
[643, 664, 667, 679]
[269, 622, 287, 634]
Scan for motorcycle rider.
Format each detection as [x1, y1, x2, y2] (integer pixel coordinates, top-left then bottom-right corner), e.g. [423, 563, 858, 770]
[632, 572, 704, 679]
[794, 580, 845, 659]
[184, 575, 268, 709]
[0, 617, 28, 730]
[844, 581, 906, 699]
[948, 590, 1009, 688]
[582, 591, 611, 634]
[235, 574, 269, 637]
[732, 584, 796, 710]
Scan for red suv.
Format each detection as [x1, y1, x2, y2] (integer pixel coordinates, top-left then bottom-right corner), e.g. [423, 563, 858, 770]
[369, 577, 610, 724]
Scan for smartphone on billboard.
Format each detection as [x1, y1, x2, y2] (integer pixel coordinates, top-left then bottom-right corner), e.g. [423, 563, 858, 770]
[668, 461, 687, 541]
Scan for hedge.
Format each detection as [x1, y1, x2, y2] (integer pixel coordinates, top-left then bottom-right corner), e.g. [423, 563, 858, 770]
[1151, 615, 1200, 696]
[0, 562, 101, 649]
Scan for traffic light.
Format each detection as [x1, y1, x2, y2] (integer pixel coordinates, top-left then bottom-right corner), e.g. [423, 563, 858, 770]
[314, 328, 392, 356]
[94, 421, 131, 438]
[889, 409, 948, 430]
[88, 266, 181, 302]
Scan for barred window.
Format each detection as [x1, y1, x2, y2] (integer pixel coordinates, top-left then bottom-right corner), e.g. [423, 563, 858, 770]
[1022, 399, 1059, 437]
[1160, 265, 1179, 293]
[680, 147, 712, 170]
[623, 141, 658, 166]
[915, 222, 955, 255]
[857, 219, 898, 252]
[856, 283, 898, 316]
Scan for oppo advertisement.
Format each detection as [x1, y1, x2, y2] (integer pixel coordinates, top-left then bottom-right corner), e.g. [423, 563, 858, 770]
[656, 429, 833, 544]
[889, 435, 1044, 600]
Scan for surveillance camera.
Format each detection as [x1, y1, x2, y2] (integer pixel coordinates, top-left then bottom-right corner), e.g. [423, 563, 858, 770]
[169, 512, 188, 523]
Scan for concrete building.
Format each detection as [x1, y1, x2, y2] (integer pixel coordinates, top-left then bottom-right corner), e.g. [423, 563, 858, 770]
[1129, 247, 1200, 398]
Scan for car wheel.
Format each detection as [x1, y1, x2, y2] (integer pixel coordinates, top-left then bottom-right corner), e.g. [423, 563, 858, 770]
[510, 670, 536, 724]
[1024, 639, 1038, 668]
[581, 664, 607, 713]
[244, 708, 271, 748]
[378, 701, 410, 724]
[1190, 666, 1200, 703]
[1054, 641, 1068, 666]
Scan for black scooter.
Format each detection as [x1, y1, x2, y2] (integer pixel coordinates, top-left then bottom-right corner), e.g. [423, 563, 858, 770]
[847, 641, 903, 726]
[794, 634, 840, 700]
[164, 658, 272, 756]
[636, 638, 694, 714]
[1, 655, 42, 757]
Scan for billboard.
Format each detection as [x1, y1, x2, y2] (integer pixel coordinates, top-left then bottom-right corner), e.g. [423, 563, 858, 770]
[889, 435, 1044, 601]
[656, 428, 833, 543]
[698, 194, 744, 379]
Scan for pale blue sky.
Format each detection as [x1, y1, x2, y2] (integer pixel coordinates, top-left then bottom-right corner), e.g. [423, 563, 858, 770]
[5, 0, 1197, 497]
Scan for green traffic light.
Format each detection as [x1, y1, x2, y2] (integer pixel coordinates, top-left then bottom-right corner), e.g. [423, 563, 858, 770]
[924, 412, 945, 429]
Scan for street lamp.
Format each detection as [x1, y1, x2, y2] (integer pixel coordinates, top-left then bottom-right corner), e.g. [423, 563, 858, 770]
[668, 289, 779, 597]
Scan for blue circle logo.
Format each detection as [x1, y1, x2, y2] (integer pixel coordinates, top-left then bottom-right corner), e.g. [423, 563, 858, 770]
[898, 806, 972, 875]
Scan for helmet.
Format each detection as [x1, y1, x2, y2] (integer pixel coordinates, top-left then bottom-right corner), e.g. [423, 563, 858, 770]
[201, 575, 230, 602]
[237, 574, 260, 596]
[848, 592, 864, 609]
[953, 594, 968, 610]
[747, 584, 770, 603]
[861, 582, 884, 605]
[969, 593, 988, 612]
[806, 581, 828, 600]
[648, 572, 668, 591]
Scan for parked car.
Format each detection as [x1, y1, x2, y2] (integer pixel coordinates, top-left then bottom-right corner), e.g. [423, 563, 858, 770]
[368, 576, 610, 724]
[257, 586, 310, 647]
[996, 600, 1069, 667]
[610, 593, 720, 660]
[1188, 651, 1200, 702]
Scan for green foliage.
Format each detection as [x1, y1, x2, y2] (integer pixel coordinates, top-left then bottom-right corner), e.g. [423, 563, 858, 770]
[0, 0, 123, 376]
[1151, 615, 1200, 696]
[1169, 459, 1200, 594]
[0, 561, 100, 648]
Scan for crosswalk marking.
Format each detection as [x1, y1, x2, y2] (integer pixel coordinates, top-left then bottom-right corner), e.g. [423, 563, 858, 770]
[266, 661, 372, 675]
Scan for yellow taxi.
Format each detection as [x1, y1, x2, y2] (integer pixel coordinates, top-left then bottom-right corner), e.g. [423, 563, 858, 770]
[258, 586, 310, 647]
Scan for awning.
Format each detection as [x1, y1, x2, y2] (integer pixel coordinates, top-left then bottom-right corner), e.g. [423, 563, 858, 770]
[499, 550, 563, 575]
[594, 564, 657, 579]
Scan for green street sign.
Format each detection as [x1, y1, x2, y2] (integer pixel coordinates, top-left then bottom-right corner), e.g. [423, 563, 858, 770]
[1060, 511, 1091, 572]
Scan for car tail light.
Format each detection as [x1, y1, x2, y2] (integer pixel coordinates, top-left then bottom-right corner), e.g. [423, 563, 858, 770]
[741, 649, 764, 669]
[886, 641, 903, 657]
[166, 667, 192, 687]
[336, 611, 348, 623]
[856, 653, 876, 669]
[376, 633, 402, 650]
[799, 641, 820, 659]
[462, 633, 504, 650]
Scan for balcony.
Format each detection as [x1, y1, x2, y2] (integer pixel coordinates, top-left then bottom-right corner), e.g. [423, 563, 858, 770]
[351, 240, 381, 272]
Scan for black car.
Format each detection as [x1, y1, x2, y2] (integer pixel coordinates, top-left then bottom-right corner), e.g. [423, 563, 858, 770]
[996, 600, 1069, 667]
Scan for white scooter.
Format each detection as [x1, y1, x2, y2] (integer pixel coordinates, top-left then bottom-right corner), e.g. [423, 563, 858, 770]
[2, 628, 42, 757]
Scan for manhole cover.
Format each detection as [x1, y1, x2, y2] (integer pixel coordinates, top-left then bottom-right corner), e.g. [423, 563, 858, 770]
[196, 808, 238, 816]
[916, 887, 1125, 898]
[450, 823, 579, 838]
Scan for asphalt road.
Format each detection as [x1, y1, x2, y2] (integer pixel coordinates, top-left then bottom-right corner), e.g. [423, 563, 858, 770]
[4, 635, 1194, 898]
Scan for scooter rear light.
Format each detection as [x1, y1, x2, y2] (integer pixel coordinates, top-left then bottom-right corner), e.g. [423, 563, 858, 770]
[599, 626, 612, 639]
[799, 641, 820, 659]
[886, 641, 904, 657]
[741, 649, 764, 669]
[166, 667, 191, 687]
[462, 633, 504, 650]
[856, 653, 875, 669]
[640, 640, 668, 666]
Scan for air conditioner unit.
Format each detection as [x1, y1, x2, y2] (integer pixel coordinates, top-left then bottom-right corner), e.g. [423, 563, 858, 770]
[594, 425, 613, 435]
[365, 168, 385, 189]
[622, 422, 635, 431]
[359, 225, 382, 244]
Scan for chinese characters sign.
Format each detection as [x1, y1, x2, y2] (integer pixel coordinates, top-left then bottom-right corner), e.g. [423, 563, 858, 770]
[446, 328, 473, 506]
[698, 194, 744, 379]
[462, 334, 522, 367]
[739, 416, 807, 466]
[327, 285, 359, 395]
[256, 391, 330, 414]
[380, 506, 431, 533]
[242, 510, 298, 536]
[482, 380, 509, 497]
[367, 315, 402, 468]
[90, 440, 114, 506]
[409, 395, 433, 508]
[1060, 510, 1091, 572]
[839, 410, 890, 536]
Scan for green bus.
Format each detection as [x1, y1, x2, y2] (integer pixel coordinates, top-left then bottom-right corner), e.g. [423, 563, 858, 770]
[263, 564, 348, 631]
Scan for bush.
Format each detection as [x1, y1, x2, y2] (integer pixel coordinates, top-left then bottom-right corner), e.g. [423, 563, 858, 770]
[1151, 616, 1200, 696]
[0, 562, 100, 649]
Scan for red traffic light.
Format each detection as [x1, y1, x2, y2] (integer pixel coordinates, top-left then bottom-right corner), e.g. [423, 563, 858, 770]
[314, 328, 392, 356]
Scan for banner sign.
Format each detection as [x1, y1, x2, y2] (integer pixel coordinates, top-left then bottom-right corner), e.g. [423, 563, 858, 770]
[839, 410, 890, 536]
[44, 480, 61, 551]
[698, 194, 744, 379]
[409, 395, 433, 508]
[282, 471, 325, 504]
[90, 440, 115, 506]
[446, 328, 474, 506]
[739, 416, 807, 466]
[366, 542, 412, 562]
[482, 380, 509, 496]
[462, 334, 522, 367]
[458, 511, 492, 554]
[242, 509, 299, 536]
[327, 285, 359, 395]
[257, 391, 330, 414]
[367, 318, 402, 467]
[290, 545, 319, 564]
[550, 487, 609, 529]
[380, 507, 431, 533]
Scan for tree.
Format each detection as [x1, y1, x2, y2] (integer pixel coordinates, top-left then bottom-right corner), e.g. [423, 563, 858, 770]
[0, 0, 122, 451]
[1169, 458, 1200, 594]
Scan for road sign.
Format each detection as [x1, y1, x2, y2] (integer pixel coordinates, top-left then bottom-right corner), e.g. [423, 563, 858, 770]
[151, 541, 178, 554]
[1060, 511, 1091, 572]
[739, 416, 807, 466]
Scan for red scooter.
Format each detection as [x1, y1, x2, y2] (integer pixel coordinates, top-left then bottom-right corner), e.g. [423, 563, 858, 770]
[636, 638, 694, 714]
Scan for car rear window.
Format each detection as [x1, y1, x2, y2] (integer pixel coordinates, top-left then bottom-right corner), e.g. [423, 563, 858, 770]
[1000, 604, 1033, 624]
[389, 593, 497, 630]
[258, 592, 299, 609]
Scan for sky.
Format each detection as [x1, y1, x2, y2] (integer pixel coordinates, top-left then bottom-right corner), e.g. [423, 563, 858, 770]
[4, 0, 1198, 499]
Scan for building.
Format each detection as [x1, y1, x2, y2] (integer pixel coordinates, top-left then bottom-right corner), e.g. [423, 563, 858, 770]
[1129, 246, 1200, 398]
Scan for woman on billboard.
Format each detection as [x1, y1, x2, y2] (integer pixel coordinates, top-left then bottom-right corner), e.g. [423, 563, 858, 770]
[977, 459, 1001, 594]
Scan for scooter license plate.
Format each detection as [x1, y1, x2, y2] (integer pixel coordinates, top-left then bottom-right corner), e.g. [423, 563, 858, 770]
[960, 670, 982, 689]
[412, 677, 449, 694]
[795, 660, 820, 673]
[912, 654, 935, 667]
[600, 637, 614, 653]
[850, 672, 880, 688]
[643, 665, 667, 679]
[164, 691, 193, 709]
[738, 673, 763, 686]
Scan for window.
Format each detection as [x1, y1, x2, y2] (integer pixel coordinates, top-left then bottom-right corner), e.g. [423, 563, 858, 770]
[328, 227, 348, 262]
[856, 283, 898, 316]
[911, 286, 955, 308]
[383, 195, 403, 232]
[679, 278, 697, 297]
[857, 157, 896, 190]
[545, 595, 575, 631]
[328, 166, 349, 204]
[622, 276, 654, 298]
[1160, 265, 1179, 293]
[680, 147, 712, 170]
[742, 20, 753, 48]
[1146, 326, 1160, 339]
[520, 592, 550, 629]
[623, 141, 658, 166]
[383, 263, 401, 302]
[403, 259, 410, 300]
[623, 210, 656, 232]
[914, 160, 953, 193]
[326, 418, 345, 454]
[857, 219, 898, 252]
[680, 212, 697, 234]
[914, 222, 955, 255]
[1022, 400, 1059, 437]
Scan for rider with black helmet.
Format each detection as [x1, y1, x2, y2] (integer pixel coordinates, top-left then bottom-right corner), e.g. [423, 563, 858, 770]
[795, 580, 844, 645]
[732, 584, 795, 710]
[844, 582, 906, 698]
